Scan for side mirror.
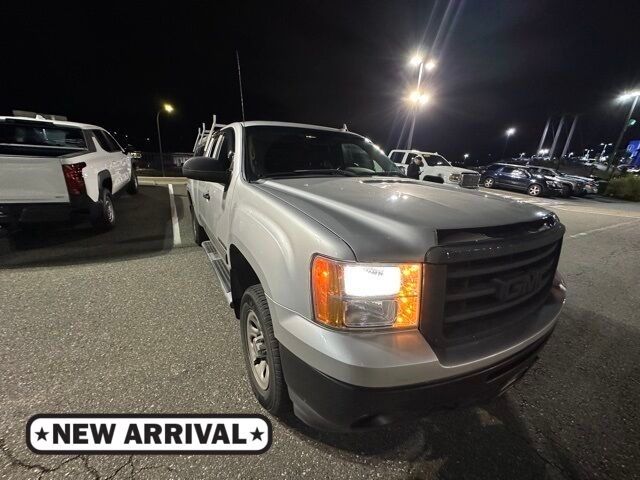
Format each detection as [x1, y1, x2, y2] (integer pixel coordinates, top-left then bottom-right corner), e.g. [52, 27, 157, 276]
[182, 156, 230, 184]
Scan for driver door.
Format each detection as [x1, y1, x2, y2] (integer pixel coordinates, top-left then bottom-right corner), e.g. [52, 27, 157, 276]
[202, 128, 235, 255]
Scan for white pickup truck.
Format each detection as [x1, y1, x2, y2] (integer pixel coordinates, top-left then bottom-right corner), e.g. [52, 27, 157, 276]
[389, 149, 480, 188]
[0, 116, 138, 232]
[184, 120, 565, 432]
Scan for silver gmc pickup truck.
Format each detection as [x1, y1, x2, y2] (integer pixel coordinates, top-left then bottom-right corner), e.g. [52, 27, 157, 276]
[183, 121, 566, 431]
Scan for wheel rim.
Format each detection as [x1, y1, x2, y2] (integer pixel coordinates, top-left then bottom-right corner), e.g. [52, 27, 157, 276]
[484, 178, 494, 187]
[105, 197, 115, 223]
[529, 185, 541, 196]
[246, 310, 269, 391]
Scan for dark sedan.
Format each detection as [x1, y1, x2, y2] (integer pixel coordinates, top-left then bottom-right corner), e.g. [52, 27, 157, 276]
[480, 163, 564, 197]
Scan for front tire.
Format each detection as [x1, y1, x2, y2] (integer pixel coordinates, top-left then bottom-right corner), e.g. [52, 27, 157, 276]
[483, 177, 495, 188]
[240, 285, 290, 416]
[527, 183, 543, 197]
[90, 189, 116, 231]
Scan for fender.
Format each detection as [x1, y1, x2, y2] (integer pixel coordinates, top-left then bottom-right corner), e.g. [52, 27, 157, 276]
[228, 190, 354, 321]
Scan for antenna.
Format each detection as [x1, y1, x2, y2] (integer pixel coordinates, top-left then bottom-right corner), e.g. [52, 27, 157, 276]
[236, 50, 246, 123]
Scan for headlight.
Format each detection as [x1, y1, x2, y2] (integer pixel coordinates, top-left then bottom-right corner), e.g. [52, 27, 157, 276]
[311, 256, 421, 329]
[544, 212, 560, 227]
[449, 173, 461, 183]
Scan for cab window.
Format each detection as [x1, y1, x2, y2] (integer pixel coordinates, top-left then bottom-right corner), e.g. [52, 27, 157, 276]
[214, 129, 236, 170]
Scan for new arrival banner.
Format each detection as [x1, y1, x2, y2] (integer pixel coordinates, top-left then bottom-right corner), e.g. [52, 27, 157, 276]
[27, 414, 272, 454]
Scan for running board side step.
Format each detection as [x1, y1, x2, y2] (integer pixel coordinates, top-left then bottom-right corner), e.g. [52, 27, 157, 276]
[202, 240, 233, 307]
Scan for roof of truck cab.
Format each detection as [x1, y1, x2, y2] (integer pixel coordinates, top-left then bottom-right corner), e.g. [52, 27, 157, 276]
[0, 116, 103, 130]
[226, 120, 347, 132]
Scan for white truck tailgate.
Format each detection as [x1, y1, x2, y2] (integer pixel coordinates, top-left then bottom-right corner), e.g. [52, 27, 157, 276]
[0, 155, 69, 203]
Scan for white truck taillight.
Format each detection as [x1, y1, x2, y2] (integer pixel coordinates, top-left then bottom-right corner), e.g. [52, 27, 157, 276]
[62, 163, 86, 196]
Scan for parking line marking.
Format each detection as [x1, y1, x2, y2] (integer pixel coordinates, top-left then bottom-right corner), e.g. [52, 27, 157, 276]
[569, 219, 640, 239]
[168, 184, 182, 247]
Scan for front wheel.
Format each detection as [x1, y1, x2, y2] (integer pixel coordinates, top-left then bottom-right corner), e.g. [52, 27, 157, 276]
[527, 183, 543, 197]
[483, 177, 495, 188]
[90, 189, 116, 231]
[240, 285, 291, 416]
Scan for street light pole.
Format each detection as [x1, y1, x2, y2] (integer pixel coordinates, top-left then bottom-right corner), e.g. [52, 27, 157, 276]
[501, 128, 516, 160]
[406, 54, 435, 150]
[156, 111, 165, 178]
[407, 59, 424, 150]
[606, 93, 639, 179]
[598, 142, 612, 160]
[155, 103, 174, 177]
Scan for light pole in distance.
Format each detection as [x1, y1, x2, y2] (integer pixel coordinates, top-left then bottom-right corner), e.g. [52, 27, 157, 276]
[156, 103, 174, 177]
[501, 127, 516, 160]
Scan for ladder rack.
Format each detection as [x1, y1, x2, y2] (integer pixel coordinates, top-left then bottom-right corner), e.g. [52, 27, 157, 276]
[192, 115, 227, 154]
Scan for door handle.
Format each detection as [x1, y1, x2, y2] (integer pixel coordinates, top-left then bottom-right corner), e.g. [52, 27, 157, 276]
[203, 193, 210, 200]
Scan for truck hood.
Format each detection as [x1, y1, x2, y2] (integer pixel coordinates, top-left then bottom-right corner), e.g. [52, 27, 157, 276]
[256, 177, 553, 262]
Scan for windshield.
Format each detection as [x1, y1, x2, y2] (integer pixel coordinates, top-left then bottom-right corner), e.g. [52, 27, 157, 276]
[245, 126, 403, 180]
[0, 122, 87, 156]
[423, 153, 451, 167]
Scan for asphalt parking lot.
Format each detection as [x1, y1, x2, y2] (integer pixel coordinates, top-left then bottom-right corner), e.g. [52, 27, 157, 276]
[1, 182, 639, 480]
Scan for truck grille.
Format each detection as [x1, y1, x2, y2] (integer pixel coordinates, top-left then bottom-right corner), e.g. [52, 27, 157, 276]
[420, 223, 564, 351]
[459, 173, 480, 188]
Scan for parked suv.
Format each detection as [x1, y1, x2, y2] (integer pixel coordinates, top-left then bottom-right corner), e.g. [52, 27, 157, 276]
[184, 121, 566, 431]
[0, 116, 138, 231]
[389, 149, 480, 188]
[480, 163, 563, 197]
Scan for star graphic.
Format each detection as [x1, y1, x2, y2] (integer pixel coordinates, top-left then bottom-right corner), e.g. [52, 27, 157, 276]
[35, 427, 48, 441]
[250, 428, 263, 441]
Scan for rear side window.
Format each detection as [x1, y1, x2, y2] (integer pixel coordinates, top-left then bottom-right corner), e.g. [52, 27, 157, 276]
[92, 130, 122, 152]
[501, 166, 514, 173]
[0, 121, 86, 156]
[389, 151, 405, 163]
[486, 164, 501, 171]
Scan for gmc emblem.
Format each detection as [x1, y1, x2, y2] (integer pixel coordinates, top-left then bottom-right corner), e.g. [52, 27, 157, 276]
[493, 269, 544, 302]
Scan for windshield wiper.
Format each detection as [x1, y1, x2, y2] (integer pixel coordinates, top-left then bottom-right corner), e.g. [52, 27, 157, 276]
[262, 169, 357, 179]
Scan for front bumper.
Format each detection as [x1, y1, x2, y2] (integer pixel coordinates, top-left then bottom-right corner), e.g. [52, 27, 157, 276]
[281, 330, 552, 431]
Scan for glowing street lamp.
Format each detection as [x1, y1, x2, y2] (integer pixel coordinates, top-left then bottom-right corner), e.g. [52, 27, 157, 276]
[156, 102, 175, 177]
[409, 54, 423, 67]
[463, 153, 470, 159]
[406, 51, 436, 148]
[408, 90, 430, 106]
[501, 127, 516, 159]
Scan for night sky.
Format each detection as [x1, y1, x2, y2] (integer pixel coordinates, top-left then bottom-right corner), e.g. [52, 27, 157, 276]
[2, 1, 639, 164]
